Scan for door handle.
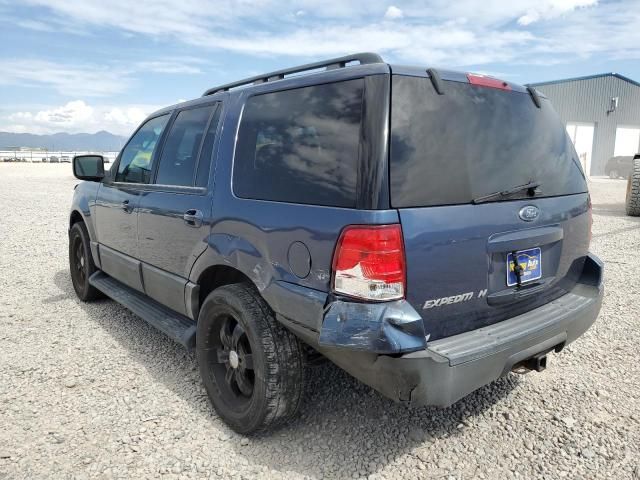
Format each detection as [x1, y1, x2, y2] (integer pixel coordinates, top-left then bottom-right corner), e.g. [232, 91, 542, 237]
[121, 199, 133, 213]
[183, 209, 204, 227]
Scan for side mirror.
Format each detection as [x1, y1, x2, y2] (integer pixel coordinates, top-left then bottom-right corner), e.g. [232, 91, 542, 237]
[73, 155, 105, 181]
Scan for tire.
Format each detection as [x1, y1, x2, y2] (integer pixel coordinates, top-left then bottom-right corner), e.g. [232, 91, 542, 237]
[196, 283, 305, 434]
[609, 169, 619, 179]
[626, 159, 640, 216]
[68, 222, 102, 301]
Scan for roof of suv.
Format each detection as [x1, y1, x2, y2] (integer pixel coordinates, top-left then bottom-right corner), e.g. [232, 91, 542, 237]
[150, 52, 534, 117]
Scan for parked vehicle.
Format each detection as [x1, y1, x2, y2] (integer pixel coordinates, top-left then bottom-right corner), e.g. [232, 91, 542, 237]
[60, 155, 71, 163]
[605, 155, 634, 179]
[49, 156, 59, 163]
[69, 53, 603, 433]
[626, 154, 640, 216]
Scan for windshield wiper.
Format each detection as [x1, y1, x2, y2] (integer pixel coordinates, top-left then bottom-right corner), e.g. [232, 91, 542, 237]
[472, 181, 541, 204]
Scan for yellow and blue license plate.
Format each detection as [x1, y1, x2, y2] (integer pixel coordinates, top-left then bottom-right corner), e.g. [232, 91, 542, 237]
[507, 248, 542, 287]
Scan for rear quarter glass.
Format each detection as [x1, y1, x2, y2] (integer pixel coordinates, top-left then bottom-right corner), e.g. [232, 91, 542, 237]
[390, 75, 587, 208]
[233, 78, 364, 208]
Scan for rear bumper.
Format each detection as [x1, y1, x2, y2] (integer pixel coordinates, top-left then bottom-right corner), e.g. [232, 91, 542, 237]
[315, 253, 604, 407]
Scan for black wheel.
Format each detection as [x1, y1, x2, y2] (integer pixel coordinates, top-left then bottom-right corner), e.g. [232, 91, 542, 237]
[68, 222, 101, 301]
[627, 159, 640, 216]
[196, 283, 304, 434]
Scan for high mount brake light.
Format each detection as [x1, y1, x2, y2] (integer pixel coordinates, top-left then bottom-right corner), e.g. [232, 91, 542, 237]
[332, 224, 406, 301]
[467, 73, 512, 91]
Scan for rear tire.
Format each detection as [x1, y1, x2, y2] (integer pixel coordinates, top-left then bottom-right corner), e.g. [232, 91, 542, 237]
[626, 159, 640, 216]
[69, 222, 101, 301]
[196, 283, 305, 434]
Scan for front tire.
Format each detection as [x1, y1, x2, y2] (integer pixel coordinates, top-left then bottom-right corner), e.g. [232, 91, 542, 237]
[196, 283, 305, 434]
[626, 159, 640, 216]
[69, 222, 101, 301]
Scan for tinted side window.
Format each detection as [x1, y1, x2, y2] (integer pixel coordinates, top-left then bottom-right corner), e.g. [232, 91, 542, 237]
[117, 114, 170, 184]
[195, 105, 222, 188]
[156, 105, 214, 186]
[234, 79, 364, 207]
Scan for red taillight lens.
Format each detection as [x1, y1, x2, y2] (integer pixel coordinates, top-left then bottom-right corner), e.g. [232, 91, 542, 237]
[467, 73, 512, 91]
[332, 224, 406, 301]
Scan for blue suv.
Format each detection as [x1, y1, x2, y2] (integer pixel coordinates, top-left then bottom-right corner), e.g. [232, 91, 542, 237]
[69, 53, 603, 433]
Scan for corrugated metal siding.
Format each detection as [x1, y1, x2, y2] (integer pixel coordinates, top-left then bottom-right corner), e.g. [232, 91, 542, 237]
[533, 76, 640, 175]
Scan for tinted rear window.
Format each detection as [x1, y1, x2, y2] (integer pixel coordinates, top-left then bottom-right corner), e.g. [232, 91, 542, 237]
[156, 105, 214, 186]
[234, 79, 364, 207]
[390, 75, 587, 208]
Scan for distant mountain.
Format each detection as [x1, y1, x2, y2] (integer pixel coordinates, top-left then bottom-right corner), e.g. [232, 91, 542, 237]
[0, 130, 127, 151]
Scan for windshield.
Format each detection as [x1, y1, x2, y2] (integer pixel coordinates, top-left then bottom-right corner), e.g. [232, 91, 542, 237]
[390, 75, 587, 208]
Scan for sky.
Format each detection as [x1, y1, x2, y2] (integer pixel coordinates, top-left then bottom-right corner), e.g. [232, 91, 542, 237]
[1, 0, 639, 136]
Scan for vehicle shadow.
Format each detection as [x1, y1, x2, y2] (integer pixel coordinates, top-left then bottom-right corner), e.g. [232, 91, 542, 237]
[52, 269, 521, 478]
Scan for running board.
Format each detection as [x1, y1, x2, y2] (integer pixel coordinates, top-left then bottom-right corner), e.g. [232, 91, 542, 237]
[89, 271, 196, 350]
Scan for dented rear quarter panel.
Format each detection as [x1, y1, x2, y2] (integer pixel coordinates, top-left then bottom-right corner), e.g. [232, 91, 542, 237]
[188, 76, 398, 331]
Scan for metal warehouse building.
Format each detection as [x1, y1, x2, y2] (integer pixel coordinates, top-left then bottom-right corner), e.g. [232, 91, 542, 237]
[530, 73, 640, 176]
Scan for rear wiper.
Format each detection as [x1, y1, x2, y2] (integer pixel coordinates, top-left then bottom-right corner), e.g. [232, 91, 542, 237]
[472, 181, 541, 204]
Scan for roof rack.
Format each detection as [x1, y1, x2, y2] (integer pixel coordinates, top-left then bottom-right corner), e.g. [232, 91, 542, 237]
[202, 52, 384, 96]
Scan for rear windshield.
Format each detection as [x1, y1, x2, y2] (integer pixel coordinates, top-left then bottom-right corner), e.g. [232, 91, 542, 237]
[390, 75, 587, 208]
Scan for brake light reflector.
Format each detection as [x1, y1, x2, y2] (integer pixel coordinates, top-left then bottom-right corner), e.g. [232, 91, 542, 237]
[332, 224, 406, 301]
[467, 73, 512, 91]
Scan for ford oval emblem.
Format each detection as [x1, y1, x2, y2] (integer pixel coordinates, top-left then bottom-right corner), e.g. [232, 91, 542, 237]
[519, 205, 540, 222]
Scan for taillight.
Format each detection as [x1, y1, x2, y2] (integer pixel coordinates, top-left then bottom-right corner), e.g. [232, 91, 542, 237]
[332, 224, 406, 301]
[467, 73, 512, 91]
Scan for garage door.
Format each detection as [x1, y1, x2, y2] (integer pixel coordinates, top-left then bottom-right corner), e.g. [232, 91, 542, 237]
[614, 126, 640, 157]
[566, 123, 594, 176]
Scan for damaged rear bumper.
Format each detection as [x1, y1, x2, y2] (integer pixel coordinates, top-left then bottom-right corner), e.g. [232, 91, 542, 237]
[311, 253, 604, 407]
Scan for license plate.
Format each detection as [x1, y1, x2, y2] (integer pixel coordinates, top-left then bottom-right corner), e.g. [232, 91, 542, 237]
[507, 248, 542, 287]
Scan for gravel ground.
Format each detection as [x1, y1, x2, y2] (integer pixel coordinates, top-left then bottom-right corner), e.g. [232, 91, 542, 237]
[0, 163, 638, 480]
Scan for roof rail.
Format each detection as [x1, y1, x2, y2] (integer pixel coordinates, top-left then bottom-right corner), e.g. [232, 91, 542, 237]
[202, 52, 384, 96]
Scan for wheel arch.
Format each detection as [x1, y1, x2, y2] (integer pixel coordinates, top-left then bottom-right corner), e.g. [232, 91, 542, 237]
[69, 209, 101, 268]
[195, 264, 255, 311]
[69, 209, 85, 229]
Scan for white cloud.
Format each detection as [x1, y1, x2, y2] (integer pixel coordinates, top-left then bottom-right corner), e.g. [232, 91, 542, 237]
[384, 6, 404, 19]
[103, 107, 149, 129]
[2, 100, 161, 135]
[135, 59, 204, 74]
[33, 100, 94, 125]
[0, 56, 204, 98]
[517, 0, 597, 25]
[15, 0, 638, 68]
[0, 59, 131, 97]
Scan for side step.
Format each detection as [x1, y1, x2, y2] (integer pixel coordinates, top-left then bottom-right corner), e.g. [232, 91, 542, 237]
[89, 271, 196, 350]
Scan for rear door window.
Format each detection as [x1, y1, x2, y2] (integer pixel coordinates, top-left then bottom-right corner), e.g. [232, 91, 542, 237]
[233, 79, 364, 207]
[195, 105, 222, 188]
[390, 75, 587, 208]
[155, 105, 215, 186]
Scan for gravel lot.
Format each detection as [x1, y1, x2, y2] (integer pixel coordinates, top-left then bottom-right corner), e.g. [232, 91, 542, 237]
[1, 163, 638, 480]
